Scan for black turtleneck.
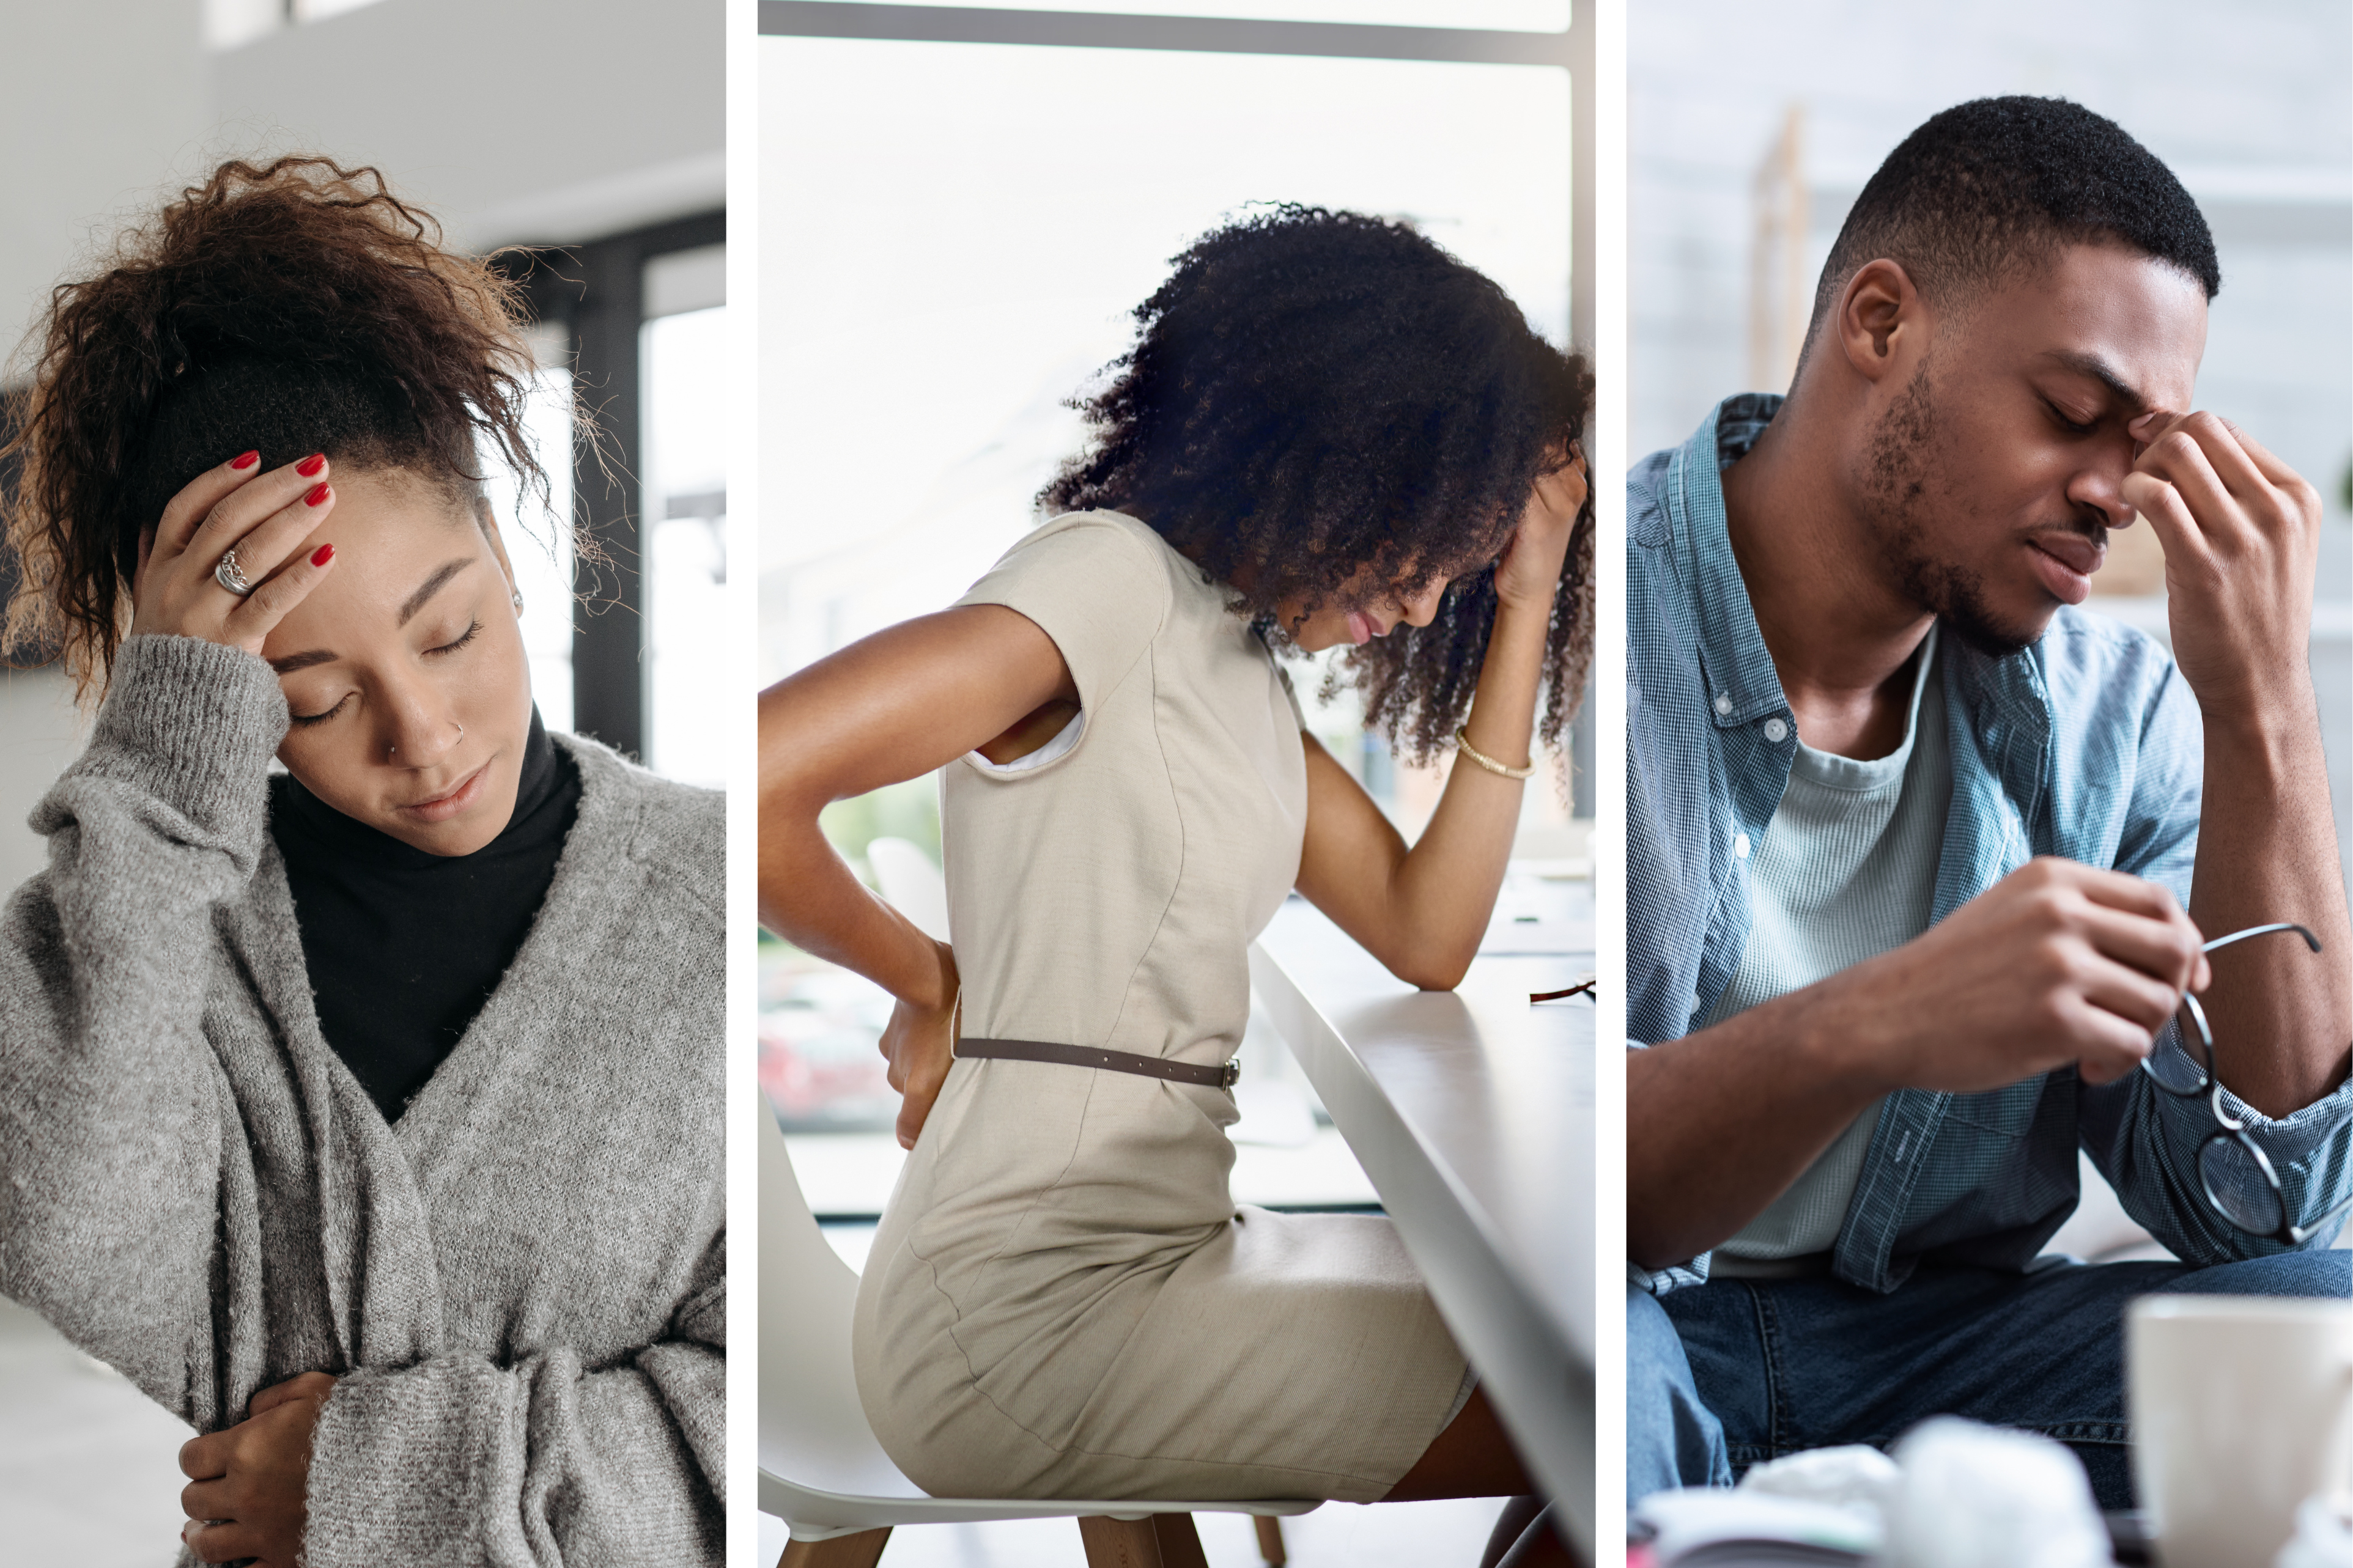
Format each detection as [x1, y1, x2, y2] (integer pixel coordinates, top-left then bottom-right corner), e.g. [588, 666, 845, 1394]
[270, 709, 582, 1124]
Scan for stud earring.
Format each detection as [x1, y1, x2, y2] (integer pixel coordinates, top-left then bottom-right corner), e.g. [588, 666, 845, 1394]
[511, 591, 525, 612]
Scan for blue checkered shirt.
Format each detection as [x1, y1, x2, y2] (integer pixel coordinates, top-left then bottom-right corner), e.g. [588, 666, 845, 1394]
[1630, 395, 2353, 1295]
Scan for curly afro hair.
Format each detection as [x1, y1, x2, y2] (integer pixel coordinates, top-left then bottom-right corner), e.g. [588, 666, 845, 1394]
[1043, 205, 1594, 763]
[4, 155, 560, 698]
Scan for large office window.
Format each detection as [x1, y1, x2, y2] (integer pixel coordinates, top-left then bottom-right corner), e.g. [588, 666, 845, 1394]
[776, 1, 1565, 21]
[486, 326, 580, 737]
[642, 248, 731, 789]
[761, 6, 1591, 1171]
[506, 213, 726, 783]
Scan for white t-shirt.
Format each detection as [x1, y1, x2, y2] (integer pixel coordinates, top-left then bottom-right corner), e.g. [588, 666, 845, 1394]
[1707, 626, 1952, 1275]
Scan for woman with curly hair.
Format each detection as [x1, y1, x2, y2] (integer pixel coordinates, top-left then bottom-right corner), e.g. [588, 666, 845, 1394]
[0, 158, 721, 1566]
[760, 207, 1592, 1513]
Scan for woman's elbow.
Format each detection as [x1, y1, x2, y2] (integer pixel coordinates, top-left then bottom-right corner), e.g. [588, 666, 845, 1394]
[1385, 946, 1473, 992]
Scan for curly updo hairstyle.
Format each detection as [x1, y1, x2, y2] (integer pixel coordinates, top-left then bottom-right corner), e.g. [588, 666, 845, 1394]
[4, 156, 555, 698]
[1043, 205, 1594, 762]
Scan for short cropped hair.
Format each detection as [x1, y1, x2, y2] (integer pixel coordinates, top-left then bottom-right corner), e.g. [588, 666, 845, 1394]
[1802, 97, 2218, 361]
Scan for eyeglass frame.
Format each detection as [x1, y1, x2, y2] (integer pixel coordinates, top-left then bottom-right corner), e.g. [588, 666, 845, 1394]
[2140, 921, 2353, 1247]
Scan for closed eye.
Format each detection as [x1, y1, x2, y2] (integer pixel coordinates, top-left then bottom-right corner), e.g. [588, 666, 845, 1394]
[426, 619, 481, 657]
[288, 619, 480, 723]
[289, 693, 351, 727]
[2045, 398, 2098, 436]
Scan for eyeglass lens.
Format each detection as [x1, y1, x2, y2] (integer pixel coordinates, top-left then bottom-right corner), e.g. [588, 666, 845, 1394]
[2149, 993, 2212, 1095]
[2196, 1133, 2288, 1237]
[2141, 923, 2321, 1099]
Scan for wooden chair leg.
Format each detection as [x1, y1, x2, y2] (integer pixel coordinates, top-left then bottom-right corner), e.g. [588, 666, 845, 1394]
[778, 1525, 892, 1568]
[1076, 1512, 1206, 1568]
[1253, 1514, 1287, 1566]
[1151, 1513, 1210, 1568]
[1078, 1515, 1164, 1568]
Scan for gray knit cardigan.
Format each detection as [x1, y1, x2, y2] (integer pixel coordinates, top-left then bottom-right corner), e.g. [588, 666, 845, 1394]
[0, 634, 723, 1565]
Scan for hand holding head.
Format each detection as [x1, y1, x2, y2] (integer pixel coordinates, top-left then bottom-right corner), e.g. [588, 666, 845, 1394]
[2117, 408, 2322, 716]
[7, 155, 577, 854]
[1040, 205, 1595, 762]
[1760, 98, 2216, 660]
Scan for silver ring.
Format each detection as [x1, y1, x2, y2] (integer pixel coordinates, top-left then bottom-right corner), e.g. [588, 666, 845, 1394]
[213, 545, 254, 597]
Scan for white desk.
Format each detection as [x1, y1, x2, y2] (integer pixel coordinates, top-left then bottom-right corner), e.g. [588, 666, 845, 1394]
[1249, 878, 1596, 1558]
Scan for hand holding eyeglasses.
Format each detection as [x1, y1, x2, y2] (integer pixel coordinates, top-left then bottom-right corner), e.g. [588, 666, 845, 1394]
[1808, 856, 2209, 1097]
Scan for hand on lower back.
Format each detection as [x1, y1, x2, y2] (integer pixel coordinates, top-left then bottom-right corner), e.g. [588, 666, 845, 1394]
[1815, 856, 2209, 1093]
[882, 940, 961, 1150]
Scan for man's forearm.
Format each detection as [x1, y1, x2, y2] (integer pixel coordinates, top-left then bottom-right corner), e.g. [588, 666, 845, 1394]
[1628, 983, 1891, 1272]
[1629, 856, 2212, 1270]
[2190, 690, 2353, 1117]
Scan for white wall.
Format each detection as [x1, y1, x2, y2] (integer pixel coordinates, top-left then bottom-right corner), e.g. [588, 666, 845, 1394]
[0, 669, 87, 892]
[0, 2, 209, 369]
[208, 0, 723, 252]
[0, 0, 723, 358]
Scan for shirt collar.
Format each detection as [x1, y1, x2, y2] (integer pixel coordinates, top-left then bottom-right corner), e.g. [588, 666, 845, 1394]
[1667, 392, 2058, 800]
[1664, 393, 1792, 729]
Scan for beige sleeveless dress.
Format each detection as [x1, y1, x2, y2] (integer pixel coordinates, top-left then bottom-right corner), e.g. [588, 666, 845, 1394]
[851, 510, 1468, 1503]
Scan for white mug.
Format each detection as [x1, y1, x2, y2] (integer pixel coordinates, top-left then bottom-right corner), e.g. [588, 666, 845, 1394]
[2127, 1294, 2353, 1568]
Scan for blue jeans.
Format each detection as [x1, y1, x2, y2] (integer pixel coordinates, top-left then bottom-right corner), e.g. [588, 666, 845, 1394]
[1627, 1250, 2350, 1512]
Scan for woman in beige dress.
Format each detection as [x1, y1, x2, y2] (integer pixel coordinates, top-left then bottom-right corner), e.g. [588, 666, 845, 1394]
[761, 208, 1591, 1517]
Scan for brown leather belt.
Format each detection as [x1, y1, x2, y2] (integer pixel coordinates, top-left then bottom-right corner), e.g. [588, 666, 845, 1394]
[956, 1037, 1240, 1090]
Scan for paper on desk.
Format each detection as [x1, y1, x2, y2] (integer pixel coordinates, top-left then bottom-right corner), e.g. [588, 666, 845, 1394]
[1631, 1488, 1877, 1567]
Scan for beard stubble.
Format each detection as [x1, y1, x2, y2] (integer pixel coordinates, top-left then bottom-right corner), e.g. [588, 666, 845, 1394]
[1858, 355, 2041, 659]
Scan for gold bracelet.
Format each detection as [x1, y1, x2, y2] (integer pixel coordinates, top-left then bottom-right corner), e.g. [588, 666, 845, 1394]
[1454, 725, 1536, 781]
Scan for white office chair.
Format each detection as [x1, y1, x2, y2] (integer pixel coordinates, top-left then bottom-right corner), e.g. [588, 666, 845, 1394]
[759, 1106, 1319, 1567]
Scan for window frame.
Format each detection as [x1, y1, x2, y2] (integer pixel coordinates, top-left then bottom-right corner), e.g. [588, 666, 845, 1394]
[501, 210, 728, 762]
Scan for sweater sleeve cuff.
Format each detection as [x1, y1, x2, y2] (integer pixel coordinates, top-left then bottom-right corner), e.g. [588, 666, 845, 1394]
[301, 1360, 510, 1566]
[61, 636, 286, 836]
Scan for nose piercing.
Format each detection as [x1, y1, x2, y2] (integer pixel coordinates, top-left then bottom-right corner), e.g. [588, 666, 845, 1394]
[387, 723, 463, 759]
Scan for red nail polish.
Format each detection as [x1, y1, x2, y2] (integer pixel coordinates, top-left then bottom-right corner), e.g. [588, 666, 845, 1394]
[231, 451, 260, 470]
[311, 543, 334, 567]
[297, 454, 327, 477]
[305, 483, 331, 507]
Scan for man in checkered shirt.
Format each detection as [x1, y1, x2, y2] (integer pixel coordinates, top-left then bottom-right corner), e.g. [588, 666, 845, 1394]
[1626, 97, 2353, 1511]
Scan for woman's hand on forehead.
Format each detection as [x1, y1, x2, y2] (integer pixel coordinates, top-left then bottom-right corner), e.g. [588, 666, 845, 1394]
[131, 451, 341, 660]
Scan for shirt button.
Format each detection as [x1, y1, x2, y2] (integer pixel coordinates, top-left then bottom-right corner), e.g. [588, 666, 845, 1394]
[1763, 717, 1789, 743]
[1734, 831, 1751, 859]
[1714, 694, 1734, 716]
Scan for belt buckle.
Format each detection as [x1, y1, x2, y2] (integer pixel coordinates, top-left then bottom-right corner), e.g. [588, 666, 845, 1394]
[1219, 1057, 1241, 1089]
